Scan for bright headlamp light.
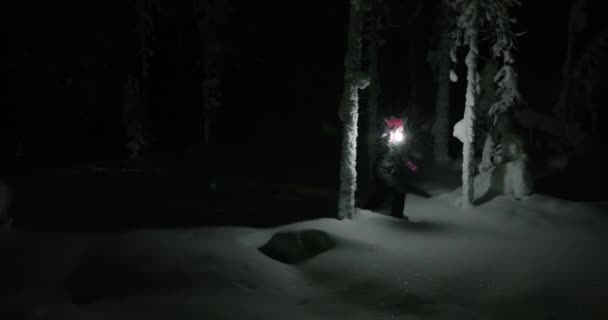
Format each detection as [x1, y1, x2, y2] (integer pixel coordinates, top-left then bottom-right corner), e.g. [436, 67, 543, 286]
[388, 126, 405, 145]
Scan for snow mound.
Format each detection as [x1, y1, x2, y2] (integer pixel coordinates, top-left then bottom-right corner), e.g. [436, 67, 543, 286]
[258, 229, 335, 264]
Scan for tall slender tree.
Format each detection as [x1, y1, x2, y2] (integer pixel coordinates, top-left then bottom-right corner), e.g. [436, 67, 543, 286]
[338, 0, 370, 219]
[196, 0, 227, 147]
[124, 0, 155, 159]
[123, 74, 145, 158]
[362, 0, 386, 202]
[449, 0, 526, 206]
[554, 0, 587, 122]
[572, 26, 608, 135]
[449, 0, 481, 207]
[405, 1, 425, 114]
[428, 1, 453, 164]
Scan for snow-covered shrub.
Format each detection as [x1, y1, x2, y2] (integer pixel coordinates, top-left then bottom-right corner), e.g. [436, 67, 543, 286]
[479, 111, 533, 200]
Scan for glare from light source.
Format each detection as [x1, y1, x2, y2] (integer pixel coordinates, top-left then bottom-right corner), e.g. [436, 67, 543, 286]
[389, 127, 405, 145]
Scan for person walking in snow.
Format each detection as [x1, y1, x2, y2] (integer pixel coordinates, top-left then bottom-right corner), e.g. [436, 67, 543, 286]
[364, 117, 430, 220]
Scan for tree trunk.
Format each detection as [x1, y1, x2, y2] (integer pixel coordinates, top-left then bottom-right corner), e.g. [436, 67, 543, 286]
[123, 74, 144, 158]
[199, 0, 223, 147]
[433, 54, 451, 164]
[137, 0, 153, 143]
[431, 9, 452, 164]
[461, 13, 480, 207]
[176, 10, 187, 140]
[554, 0, 587, 121]
[123, 0, 153, 158]
[202, 51, 222, 147]
[366, 38, 380, 199]
[338, 0, 369, 220]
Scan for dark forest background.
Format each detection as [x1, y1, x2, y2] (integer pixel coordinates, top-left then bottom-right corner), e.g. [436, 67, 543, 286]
[2, 0, 607, 183]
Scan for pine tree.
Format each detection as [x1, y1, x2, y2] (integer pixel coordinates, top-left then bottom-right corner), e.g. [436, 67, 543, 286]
[338, 0, 370, 219]
[487, 1, 523, 118]
[480, 0, 524, 173]
[449, 0, 527, 205]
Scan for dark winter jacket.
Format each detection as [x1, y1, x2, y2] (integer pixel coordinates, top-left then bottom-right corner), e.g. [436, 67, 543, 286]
[373, 132, 429, 197]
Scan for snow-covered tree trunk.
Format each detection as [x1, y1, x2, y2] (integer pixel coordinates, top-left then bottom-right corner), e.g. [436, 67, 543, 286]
[339, 74, 370, 219]
[554, 0, 587, 121]
[338, 0, 369, 220]
[460, 4, 480, 207]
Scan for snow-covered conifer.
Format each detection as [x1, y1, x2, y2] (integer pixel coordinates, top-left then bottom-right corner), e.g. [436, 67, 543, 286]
[449, 0, 481, 207]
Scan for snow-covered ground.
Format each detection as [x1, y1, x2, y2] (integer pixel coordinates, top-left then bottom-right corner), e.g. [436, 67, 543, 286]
[2, 167, 608, 319]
